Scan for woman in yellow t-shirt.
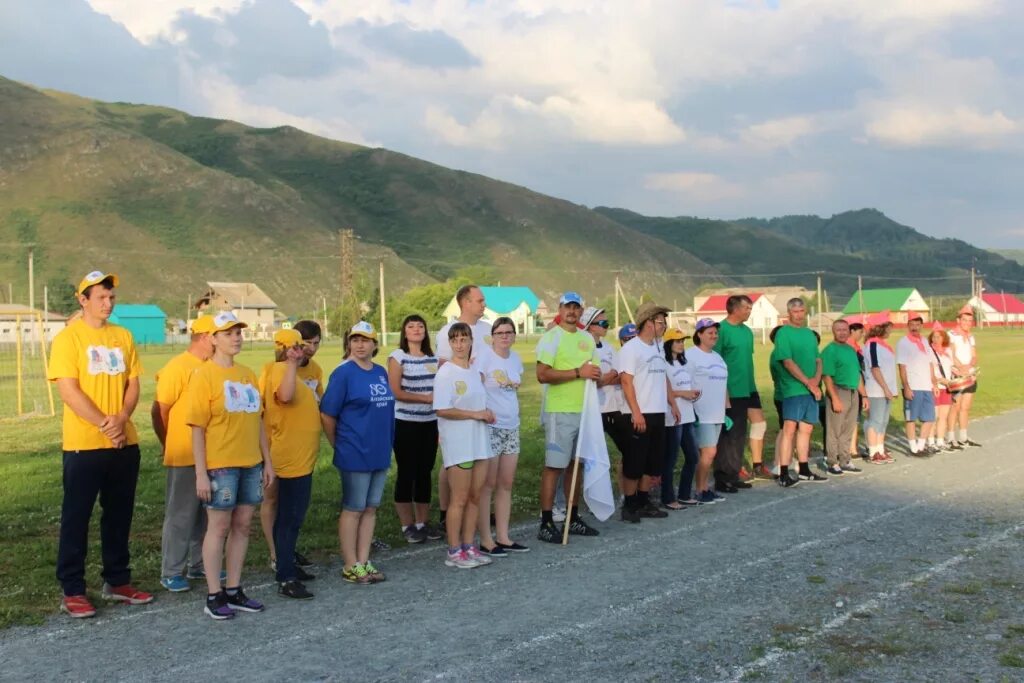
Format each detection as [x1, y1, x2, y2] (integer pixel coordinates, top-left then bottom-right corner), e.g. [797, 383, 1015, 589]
[186, 311, 274, 620]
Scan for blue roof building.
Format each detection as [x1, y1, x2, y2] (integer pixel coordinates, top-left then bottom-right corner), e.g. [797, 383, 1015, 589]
[110, 304, 167, 344]
[443, 286, 542, 333]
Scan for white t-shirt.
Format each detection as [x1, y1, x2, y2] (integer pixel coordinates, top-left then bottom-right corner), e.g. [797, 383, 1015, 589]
[477, 346, 523, 430]
[666, 359, 697, 427]
[617, 337, 668, 415]
[684, 346, 728, 424]
[863, 341, 898, 398]
[432, 363, 492, 467]
[948, 329, 976, 367]
[931, 346, 954, 386]
[896, 336, 935, 392]
[594, 341, 624, 414]
[436, 319, 493, 367]
[388, 349, 438, 423]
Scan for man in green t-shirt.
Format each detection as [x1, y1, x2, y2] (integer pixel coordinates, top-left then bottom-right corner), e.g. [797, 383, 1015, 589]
[771, 298, 827, 487]
[713, 295, 770, 491]
[821, 319, 867, 475]
[535, 292, 602, 543]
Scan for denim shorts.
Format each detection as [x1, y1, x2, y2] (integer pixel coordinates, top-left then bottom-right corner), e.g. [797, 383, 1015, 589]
[904, 390, 936, 422]
[782, 394, 820, 425]
[206, 464, 264, 510]
[865, 397, 892, 434]
[694, 422, 723, 449]
[339, 468, 388, 512]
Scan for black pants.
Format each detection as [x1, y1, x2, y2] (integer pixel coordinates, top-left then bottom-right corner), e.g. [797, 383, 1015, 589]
[715, 397, 753, 485]
[273, 474, 313, 583]
[57, 445, 141, 596]
[602, 411, 632, 457]
[623, 412, 666, 480]
[393, 419, 438, 504]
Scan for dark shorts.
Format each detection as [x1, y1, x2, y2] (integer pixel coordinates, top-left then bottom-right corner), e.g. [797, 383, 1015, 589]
[623, 412, 665, 480]
[951, 380, 977, 395]
[206, 465, 264, 510]
[748, 391, 763, 410]
[782, 394, 819, 425]
[774, 400, 784, 428]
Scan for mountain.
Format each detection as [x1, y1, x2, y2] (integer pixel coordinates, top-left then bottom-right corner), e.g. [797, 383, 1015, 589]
[0, 76, 720, 316]
[993, 249, 1024, 266]
[595, 207, 1024, 298]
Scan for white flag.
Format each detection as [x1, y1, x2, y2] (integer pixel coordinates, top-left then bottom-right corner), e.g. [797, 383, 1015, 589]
[574, 380, 614, 521]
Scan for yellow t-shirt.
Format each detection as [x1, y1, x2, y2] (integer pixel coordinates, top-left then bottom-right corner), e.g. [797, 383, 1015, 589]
[259, 360, 324, 478]
[47, 319, 142, 451]
[185, 362, 262, 470]
[154, 351, 206, 467]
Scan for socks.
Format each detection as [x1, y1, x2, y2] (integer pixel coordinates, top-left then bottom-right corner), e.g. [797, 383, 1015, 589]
[927, 437, 936, 447]
[946, 431, 956, 443]
[448, 546, 460, 555]
[225, 586, 239, 596]
[798, 462, 812, 476]
[571, 506, 581, 521]
[439, 510, 447, 524]
[541, 510, 554, 525]
[959, 429, 969, 442]
[780, 465, 789, 479]
[414, 522, 425, 530]
[206, 593, 221, 603]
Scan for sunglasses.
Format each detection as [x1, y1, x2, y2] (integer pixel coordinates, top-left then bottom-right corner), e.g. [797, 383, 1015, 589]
[590, 320, 610, 329]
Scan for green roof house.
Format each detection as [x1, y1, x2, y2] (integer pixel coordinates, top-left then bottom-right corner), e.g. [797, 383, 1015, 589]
[841, 288, 929, 324]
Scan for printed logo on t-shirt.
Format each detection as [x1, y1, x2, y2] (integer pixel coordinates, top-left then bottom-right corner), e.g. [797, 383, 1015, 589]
[455, 380, 467, 396]
[484, 335, 493, 345]
[426, 363, 438, 374]
[223, 380, 260, 413]
[86, 345, 126, 376]
[492, 369, 519, 391]
[578, 340, 590, 352]
[368, 378, 392, 408]
[301, 377, 321, 404]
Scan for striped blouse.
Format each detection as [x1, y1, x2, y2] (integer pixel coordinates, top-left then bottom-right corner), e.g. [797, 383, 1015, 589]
[388, 349, 438, 422]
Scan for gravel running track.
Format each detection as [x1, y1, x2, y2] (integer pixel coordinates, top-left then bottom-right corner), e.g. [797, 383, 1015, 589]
[2, 410, 1023, 683]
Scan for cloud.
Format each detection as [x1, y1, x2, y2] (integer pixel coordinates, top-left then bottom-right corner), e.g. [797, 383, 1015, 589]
[865, 105, 1018, 148]
[336, 20, 479, 69]
[644, 172, 743, 201]
[740, 116, 820, 149]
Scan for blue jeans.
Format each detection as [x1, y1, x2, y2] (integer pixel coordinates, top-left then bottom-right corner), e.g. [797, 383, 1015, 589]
[662, 423, 700, 504]
[206, 464, 264, 510]
[273, 474, 312, 583]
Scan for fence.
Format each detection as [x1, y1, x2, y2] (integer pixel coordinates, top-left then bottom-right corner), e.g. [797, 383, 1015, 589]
[0, 314, 55, 420]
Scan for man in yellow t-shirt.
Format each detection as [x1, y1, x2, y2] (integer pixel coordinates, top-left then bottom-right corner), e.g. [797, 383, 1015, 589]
[48, 271, 153, 618]
[151, 315, 216, 592]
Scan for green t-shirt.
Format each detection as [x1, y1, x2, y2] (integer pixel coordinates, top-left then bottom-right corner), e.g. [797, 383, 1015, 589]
[771, 325, 820, 399]
[535, 326, 599, 413]
[821, 341, 861, 391]
[714, 319, 756, 398]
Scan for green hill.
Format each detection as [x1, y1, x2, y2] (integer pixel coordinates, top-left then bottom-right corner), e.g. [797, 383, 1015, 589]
[0, 76, 720, 317]
[993, 249, 1024, 266]
[595, 207, 1024, 297]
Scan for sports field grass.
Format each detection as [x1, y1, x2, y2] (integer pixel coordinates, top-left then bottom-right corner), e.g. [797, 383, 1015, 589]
[0, 329, 1020, 628]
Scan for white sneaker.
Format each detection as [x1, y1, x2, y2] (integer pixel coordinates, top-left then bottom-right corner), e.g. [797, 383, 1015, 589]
[444, 550, 479, 569]
[552, 506, 566, 523]
[465, 546, 492, 566]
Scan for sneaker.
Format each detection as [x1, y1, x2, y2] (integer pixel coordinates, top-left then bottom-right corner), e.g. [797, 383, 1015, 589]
[423, 523, 444, 541]
[160, 575, 190, 593]
[551, 506, 567, 523]
[869, 453, 888, 464]
[186, 567, 227, 581]
[295, 566, 316, 582]
[445, 549, 479, 569]
[294, 551, 314, 569]
[710, 490, 726, 501]
[777, 476, 799, 488]
[364, 561, 386, 582]
[224, 588, 263, 613]
[714, 482, 739, 494]
[101, 583, 154, 605]
[495, 541, 530, 553]
[678, 498, 701, 506]
[964, 439, 982, 448]
[204, 592, 235, 620]
[697, 490, 720, 504]
[732, 480, 753, 489]
[60, 594, 96, 619]
[537, 521, 564, 542]
[798, 471, 828, 482]
[403, 525, 427, 544]
[370, 537, 391, 552]
[278, 580, 314, 600]
[568, 516, 603, 534]
[620, 505, 641, 523]
[479, 544, 509, 558]
[826, 465, 844, 475]
[948, 441, 964, 451]
[465, 546, 493, 566]
[342, 564, 372, 585]
[639, 502, 669, 519]
[841, 464, 863, 474]
[737, 467, 754, 482]
[753, 464, 775, 480]
[882, 452, 896, 463]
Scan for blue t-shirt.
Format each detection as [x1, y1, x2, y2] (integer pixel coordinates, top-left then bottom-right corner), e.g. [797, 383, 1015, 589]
[320, 361, 395, 472]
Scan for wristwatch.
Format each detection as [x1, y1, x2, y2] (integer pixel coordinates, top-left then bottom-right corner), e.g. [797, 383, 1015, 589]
[575, 367, 581, 378]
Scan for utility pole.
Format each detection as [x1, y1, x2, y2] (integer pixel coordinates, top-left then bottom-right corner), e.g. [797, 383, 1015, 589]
[857, 275, 865, 321]
[816, 272, 823, 337]
[340, 228, 354, 332]
[378, 260, 387, 347]
[614, 273, 620, 328]
[322, 296, 328, 339]
[970, 266, 976, 304]
[28, 247, 35, 355]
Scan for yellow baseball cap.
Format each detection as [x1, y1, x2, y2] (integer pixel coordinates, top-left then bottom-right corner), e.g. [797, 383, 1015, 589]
[348, 321, 377, 341]
[210, 310, 248, 332]
[190, 316, 217, 334]
[663, 328, 690, 342]
[274, 328, 303, 347]
[77, 270, 119, 295]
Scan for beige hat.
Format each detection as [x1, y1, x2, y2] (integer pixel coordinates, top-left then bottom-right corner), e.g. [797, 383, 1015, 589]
[634, 302, 670, 328]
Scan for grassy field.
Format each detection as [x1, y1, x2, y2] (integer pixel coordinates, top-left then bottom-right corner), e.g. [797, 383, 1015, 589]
[1, 329, 1021, 628]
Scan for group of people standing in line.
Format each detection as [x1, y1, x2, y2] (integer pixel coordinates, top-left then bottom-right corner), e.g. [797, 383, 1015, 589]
[48, 271, 981, 621]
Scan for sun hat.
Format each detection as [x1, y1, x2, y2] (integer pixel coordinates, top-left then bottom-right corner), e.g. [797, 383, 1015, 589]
[580, 306, 605, 328]
[634, 302, 670, 328]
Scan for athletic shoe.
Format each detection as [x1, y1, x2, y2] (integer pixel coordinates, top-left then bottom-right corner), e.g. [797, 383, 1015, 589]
[882, 453, 896, 463]
[620, 506, 641, 523]
[869, 453, 888, 464]
[294, 551, 314, 569]
[737, 467, 754, 482]
[423, 523, 444, 541]
[639, 502, 669, 519]
[60, 594, 96, 619]
[964, 439, 982, 447]
[294, 565, 316, 582]
[342, 564, 372, 585]
[678, 498, 701, 506]
[496, 541, 530, 553]
[278, 580, 314, 600]
[101, 583, 154, 605]
[777, 476, 799, 488]
[186, 567, 227, 581]
[403, 526, 427, 544]
[478, 544, 509, 558]
[445, 549, 478, 569]
[798, 471, 828, 482]
[160, 575, 190, 593]
[465, 546, 493, 566]
[364, 561, 386, 582]
[568, 515, 603, 534]
[948, 441, 964, 451]
[537, 521, 565, 542]
[204, 592, 234, 620]
[552, 506, 567, 523]
[753, 464, 775, 480]
[841, 464, 863, 474]
[711, 490, 726, 501]
[370, 537, 391, 552]
[698, 490, 720, 504]
[826, 465, 844, 475]
[714, 482, 739, 494]
[732, 480, 753, 489]
[224, 588, 263, 613]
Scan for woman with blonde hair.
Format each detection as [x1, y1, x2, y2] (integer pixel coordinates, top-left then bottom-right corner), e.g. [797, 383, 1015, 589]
[928, 323, 957, 452]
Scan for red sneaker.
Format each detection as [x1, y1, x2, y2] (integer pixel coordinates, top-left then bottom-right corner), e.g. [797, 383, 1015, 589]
[61, 595, 97, 618]
[101, 583, 154, 605]
[753, 464, 775, 480]
[869, 453, 888, 465]
[737, 467, 754, 482]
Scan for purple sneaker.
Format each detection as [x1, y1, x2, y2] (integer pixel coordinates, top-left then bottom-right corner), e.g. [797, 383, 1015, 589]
[224, 588, 264, 613]
[204, 592, 235, 620]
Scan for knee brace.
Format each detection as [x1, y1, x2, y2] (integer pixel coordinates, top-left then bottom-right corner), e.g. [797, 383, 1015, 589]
[749, 421, 767, 440]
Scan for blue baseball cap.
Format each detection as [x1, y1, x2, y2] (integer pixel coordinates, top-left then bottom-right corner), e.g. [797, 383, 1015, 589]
[618, 323, 637, 341]
[559, 291, 583, 307]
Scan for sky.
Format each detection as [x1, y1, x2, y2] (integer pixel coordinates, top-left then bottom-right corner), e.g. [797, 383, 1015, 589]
[2, 0, 1023, 247]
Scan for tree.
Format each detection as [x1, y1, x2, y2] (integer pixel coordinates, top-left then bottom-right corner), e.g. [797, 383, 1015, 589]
[46, 274, 78, 315]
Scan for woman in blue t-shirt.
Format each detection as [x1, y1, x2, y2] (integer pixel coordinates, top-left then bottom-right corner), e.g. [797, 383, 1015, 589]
[320, 322, 396, 585]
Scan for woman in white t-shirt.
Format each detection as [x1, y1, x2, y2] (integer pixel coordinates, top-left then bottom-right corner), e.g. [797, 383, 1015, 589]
[684, 319, 730, 505]
[928, 324, 957, 452]
[862, 322, 897, 464]
[432, 323, 496, 569]
[661, 329, 701, 509]
[476, 317, 529, 557]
